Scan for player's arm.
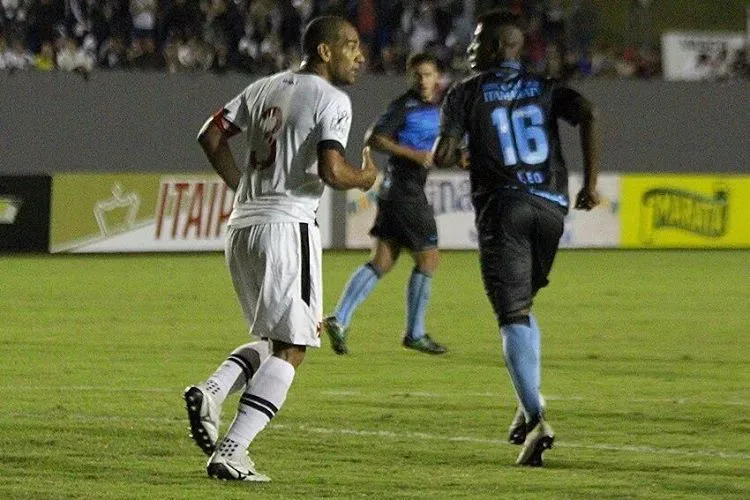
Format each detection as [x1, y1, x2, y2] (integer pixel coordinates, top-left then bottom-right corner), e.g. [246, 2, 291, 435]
[366, 129, 432, 168]
[318, 141, 377, 191]
[576, 97, 601, 210]
[433, 82, 466, 169]
[432, 134, 462, 169]
[555, 86, 601, 210]
[197, 110, 242, 191]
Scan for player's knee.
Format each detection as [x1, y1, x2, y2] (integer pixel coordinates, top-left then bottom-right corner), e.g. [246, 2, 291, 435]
[500, 310, 531, 327]
[231, 341, 270, 373]
[367, 260, 390, 276]
[414, 250, 439, 274]
[271, 342, 307, 368]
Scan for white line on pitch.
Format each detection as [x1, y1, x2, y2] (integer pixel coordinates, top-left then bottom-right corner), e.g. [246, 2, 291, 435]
[275, 424, 750, 461]
[5, 412, 748, 461]
[1, 386, 747, 407]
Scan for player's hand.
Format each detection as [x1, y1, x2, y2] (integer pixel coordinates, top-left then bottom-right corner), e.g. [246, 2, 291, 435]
[417, 151, 434, 169]
[360, 146, 378, 191]
[457, 149, 470, 170]
[574, 187, 600, 210]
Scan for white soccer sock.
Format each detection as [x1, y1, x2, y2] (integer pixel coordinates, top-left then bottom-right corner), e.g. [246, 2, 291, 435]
[203, 340, 271, 405]
[223, 356, 295, 448]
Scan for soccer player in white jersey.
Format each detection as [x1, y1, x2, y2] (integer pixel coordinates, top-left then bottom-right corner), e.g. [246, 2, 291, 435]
[183, 16, 377, 482]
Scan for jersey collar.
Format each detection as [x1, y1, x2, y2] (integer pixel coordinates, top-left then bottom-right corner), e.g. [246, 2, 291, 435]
[491, 60, 523, 72]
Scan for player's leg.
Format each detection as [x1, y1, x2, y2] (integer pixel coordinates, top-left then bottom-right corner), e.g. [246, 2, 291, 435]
[402, 202, 445, 354]
[324, 204, 401, 353]
[513, 201, 564, 465]
[327, 238, 397, 330]
[184, 225, 272, 456]
[478, 196, 551, 465]
[207, 222, 322, 481]
[403, 247, 446, 354]
[184, 339, 271, 456]
[208, 342, 304, 482]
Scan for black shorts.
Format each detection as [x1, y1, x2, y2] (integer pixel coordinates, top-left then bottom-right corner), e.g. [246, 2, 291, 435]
[476, 191, 564, 320]
[370, 198, 438, 251]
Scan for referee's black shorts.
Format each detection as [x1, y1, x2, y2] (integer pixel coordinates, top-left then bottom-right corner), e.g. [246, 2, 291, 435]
[476, 191, 564, 321]
[370, 198, 438, 251]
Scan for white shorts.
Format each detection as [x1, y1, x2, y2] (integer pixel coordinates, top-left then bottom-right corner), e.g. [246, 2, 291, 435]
[225, 222, 322, 347]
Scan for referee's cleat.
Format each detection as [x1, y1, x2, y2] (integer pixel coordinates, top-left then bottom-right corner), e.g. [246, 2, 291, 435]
[508, 407, 527, 445]
[323, 316, 348, 355]
[402, 334, 447, 355]
[515, 418, 555, 467]
[183, 385, 221, 456]
[207, 443, 271, 482]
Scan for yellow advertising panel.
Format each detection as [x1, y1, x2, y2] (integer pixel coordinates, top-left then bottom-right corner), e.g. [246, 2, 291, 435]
[621, 175, 750, 248]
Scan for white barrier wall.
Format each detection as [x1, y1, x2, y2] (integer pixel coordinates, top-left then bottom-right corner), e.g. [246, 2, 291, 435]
[345, 172, 622, 249]
[46, 171, 750, 252]
[50, 173, 334, 253]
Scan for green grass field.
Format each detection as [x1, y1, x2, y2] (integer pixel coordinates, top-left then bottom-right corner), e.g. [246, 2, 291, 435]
[1, 250, 748, 499]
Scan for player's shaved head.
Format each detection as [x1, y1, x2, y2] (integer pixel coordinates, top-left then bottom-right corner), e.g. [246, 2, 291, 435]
[468, 9, 525, 70]
[302, 16, 352, 61]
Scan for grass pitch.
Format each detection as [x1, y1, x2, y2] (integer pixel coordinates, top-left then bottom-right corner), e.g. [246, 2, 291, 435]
[1, 250, 748, 499]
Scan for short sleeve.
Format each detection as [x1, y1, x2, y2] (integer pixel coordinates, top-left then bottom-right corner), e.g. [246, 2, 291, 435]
[223, 90, 249, 131]
[319, 91, 352, 148]
[552, 85, 587, 126]
[440, 83, 466, 138]
[371, 99, 405, 137]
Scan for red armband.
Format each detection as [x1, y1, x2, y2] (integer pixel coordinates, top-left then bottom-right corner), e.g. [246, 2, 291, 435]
[211, 109, 241, 138]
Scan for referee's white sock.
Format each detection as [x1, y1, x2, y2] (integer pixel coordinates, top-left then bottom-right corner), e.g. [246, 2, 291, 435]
[223, 356, 295, 449]
[202, 340, 271, 405]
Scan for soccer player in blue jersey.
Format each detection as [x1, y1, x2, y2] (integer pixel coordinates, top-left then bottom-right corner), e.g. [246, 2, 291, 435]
[323, 53, 451, 355]
[433, 10, 601, 466]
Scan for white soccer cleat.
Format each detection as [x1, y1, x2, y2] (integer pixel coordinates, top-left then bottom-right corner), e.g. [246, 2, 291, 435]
[207, 441, 271, 482]
[183, 385, 220, 456]
[515, 417, 555, 467]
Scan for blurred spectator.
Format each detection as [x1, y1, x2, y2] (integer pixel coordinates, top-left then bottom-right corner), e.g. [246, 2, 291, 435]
[1, 0, 28, 40]
[354, 0, 376, 69]
[627, 0, 652, 54]
[26, 0, 64, 53]
[0, 32, 9, 69]
[729, 48, 750, 79]
[200, 0, 244, 73]
[33, 37, 53, 69]
[525, 13, 546, 73]
[1, 0, 745, 80]
[566, 0, 598, 70]
[543, 41, 563, 77]
[98, 31, 128, 69]
[4, 34, 33, 71]
[162, 0, 200, 43]
[56, 33, 95, 77]
[542, 0, 565, 63]
[128, 0, 159, 68]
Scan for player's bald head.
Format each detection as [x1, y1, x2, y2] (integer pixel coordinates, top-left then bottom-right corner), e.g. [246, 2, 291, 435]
[302, 15, 352, 61]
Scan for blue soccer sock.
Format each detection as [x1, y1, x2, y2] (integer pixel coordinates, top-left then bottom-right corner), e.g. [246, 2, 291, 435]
[405, 268, 432, 340]
[501, 320, 542, 420]
[333, 263, 380, 329]
[529, 313, 542, 392]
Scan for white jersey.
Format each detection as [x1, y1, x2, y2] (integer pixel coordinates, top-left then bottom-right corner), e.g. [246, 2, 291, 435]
[222, 70, 353, 227]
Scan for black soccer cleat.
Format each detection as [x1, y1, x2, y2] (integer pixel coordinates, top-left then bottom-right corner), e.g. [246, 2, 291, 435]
[508, 406, 527, 445]
[515, 418, 555, 467]
[183, 385, 220, 456]
[402, 334, 447, 355]
[323, 316, 348, 355]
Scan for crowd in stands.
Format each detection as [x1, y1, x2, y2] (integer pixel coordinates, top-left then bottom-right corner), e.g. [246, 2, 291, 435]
[0, 1, 746, 80]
